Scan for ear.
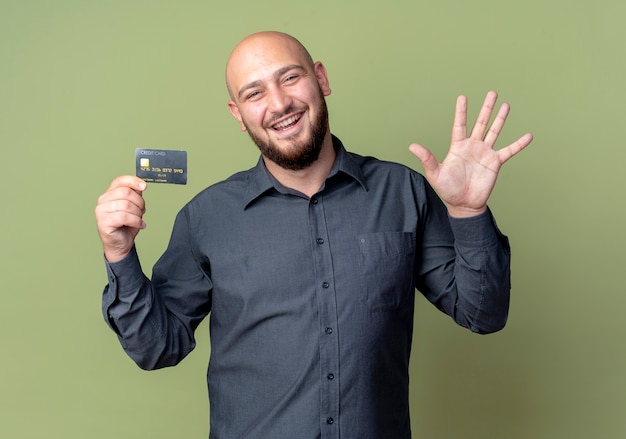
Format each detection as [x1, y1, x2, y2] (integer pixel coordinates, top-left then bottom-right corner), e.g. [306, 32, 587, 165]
[228, 100, 247, 132]
[314, 62, 331, 97]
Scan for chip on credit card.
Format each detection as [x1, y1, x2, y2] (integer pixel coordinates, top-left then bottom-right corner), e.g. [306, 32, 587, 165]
[135, 148, 187, 185]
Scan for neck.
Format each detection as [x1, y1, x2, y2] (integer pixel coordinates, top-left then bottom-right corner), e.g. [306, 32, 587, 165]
[263, 132, 335, 198]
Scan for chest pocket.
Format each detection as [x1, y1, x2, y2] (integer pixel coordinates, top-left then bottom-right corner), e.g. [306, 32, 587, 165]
[357, 232, 416, 311]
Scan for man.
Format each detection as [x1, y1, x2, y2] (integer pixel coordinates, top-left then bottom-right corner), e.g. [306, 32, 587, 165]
[95, 31, 532, 438]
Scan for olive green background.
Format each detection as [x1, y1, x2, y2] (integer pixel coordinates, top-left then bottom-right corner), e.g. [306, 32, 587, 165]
[1, 0, 624, 437]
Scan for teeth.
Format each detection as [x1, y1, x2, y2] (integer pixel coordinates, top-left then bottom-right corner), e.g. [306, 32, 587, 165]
[273, 114, 300, 130]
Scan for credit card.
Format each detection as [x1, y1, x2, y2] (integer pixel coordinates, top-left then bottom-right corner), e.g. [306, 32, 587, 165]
[135, 148, 187, 185]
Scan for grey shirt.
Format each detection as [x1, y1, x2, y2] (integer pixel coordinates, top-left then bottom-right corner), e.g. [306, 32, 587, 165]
[103, 136, 511, 439]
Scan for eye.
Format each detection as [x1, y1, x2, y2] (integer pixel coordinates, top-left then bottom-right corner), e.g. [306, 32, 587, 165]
[245, 90, 262, 101]
[284, 74, 299, 83]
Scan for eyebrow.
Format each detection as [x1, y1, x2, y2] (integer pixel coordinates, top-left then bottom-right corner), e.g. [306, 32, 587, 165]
[237, 64, 306, 100]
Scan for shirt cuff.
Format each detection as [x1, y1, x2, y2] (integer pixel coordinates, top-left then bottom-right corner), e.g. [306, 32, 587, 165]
[447, 208, 503, 247]
[105, 246, 146, 294]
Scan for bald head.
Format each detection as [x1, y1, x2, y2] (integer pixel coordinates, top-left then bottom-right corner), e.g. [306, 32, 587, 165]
[225, 31, 315, 101]
[223, 31, 333, 173]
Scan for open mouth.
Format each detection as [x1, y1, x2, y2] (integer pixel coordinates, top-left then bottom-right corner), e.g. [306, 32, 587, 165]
[271, 113, 303, 131]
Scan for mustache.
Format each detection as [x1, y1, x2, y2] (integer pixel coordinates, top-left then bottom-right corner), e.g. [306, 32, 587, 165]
[266, 105, 305, 126]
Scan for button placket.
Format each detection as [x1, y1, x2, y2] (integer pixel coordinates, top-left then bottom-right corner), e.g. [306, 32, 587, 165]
[309, 195, 340, 438]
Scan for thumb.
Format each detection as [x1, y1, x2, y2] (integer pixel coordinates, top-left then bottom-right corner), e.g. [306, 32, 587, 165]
[409, 143, 439, 176]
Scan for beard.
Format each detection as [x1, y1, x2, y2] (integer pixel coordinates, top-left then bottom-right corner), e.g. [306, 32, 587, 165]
[244, 95, 329, 171]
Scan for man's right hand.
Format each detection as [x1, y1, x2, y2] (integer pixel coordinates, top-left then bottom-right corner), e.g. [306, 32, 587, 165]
[95, 175, 147, 263]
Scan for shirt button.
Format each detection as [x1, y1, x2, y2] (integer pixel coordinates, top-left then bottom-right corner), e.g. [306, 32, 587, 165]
[326, 417, 334, 425]
[311, 198, 318, 205]
[322, 282, 329, 289]
[327, 373, 334, 380]
[316, 238, 324, 245]
[325, 327, 333, 335]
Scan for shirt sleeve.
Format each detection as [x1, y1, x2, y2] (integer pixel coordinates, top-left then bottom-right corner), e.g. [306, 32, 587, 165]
[101, 206, 212, 370]
[415, 181, 511, 334]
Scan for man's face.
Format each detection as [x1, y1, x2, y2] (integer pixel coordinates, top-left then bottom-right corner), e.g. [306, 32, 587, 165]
[226, 34, 332, 171]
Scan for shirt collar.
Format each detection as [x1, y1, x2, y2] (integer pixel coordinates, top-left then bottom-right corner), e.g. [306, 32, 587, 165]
[243, 135, 367, 209]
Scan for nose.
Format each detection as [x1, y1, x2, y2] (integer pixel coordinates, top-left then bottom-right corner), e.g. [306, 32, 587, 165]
[267, 86, 292, 114]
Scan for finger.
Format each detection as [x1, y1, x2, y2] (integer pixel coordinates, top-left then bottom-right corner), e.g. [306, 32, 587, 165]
[470, 91, 498, 140]
[107, 175, 147, 193]
[108, 198, 145, 219]
[451, 95, 468, 144]
[496, 133, 534, 164]
[99, 209, 146, 231]
[482, 102, 510, 147]
[409, 143, 440, 178]
[95, 197, 146, 229]
[98, 185, 146, 214]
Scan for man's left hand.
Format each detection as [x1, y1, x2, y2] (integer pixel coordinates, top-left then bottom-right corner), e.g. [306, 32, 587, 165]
[409, 91, 533, 218]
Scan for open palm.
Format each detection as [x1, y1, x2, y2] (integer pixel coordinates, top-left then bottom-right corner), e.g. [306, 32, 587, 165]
[410, 91, 533, 217]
